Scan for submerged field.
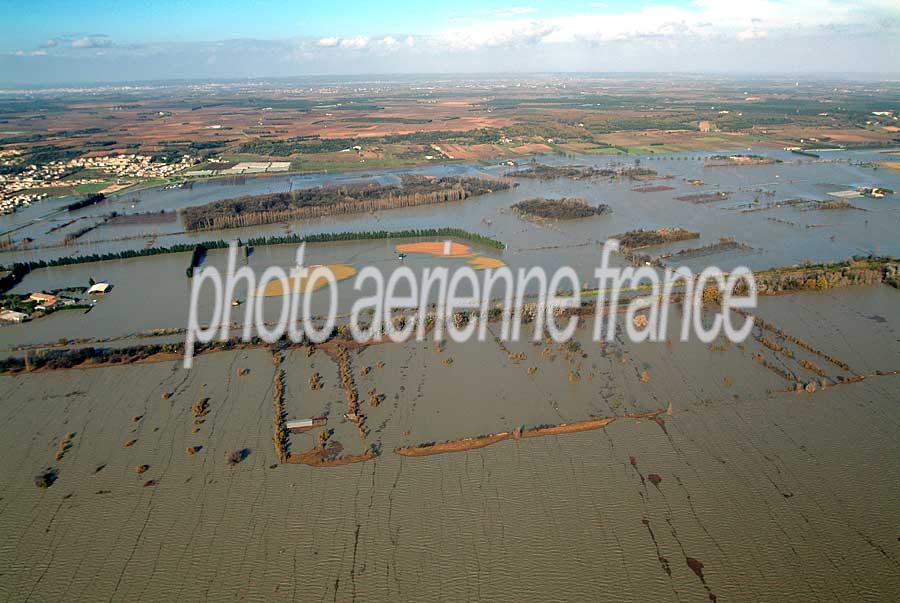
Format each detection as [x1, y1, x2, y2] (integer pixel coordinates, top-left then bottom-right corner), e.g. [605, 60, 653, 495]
[1, 283, 899, 600]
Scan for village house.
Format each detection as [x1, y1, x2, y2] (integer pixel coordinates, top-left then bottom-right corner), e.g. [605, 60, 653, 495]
[27, 292, 57, 307]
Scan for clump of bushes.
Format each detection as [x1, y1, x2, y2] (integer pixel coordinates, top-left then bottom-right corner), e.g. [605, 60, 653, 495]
[308, 372, 323, 390]
[615, 227, 700, 250]
[512, 197, 610, 220]
[54, 432, 75, 461]
[191, 398, 210, 418]
[34, 467, 58, 489]
[226, 449, 248, 466]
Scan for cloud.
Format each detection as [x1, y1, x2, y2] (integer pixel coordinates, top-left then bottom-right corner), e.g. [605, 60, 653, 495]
[339, 36, 369, 50]
[436, 20, 557, 51]
[71, 35, 111, 49]
[737, 27, 768, 41]
[5, 1, 898, 83]
[434, 0, 899, 47]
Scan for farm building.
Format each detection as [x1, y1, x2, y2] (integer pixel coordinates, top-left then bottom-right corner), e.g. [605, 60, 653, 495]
[87, 282, 112, 294]
[0, 310, 30, 323]
[285, 417, 327, 433]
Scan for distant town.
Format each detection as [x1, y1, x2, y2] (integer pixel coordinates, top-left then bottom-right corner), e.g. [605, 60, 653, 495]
[1, 151, 195, 214]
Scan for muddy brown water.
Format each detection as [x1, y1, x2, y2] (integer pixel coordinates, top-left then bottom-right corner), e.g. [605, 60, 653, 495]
[1, 151, 899, 601]
[1, 310, 899, 600]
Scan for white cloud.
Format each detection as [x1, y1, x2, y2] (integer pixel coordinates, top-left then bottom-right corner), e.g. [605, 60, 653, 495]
[737, 27, 768, 41]
[71, 36, 111, 49]
[436, 20, 557, 51]
[339, 36, 369, 50]
[8, 0, 898, 81]
[431, 0, 898, 48]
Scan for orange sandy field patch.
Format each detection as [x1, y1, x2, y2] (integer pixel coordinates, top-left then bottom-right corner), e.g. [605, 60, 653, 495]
[555, 142, 617, 153]
[100, 182, 135, 194]
[510, 143, 553, 154]
[433, 143, 510, 160]
[466, 256, 506, 270]
[879, 162, 900, 172]
[395, 241, 472, 257]
[437, 100, 476, 107]
[257, 264, 357, 297]
[883, 126, 900, 133]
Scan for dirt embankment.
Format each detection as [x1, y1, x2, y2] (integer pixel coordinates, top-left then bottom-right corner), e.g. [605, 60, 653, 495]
[521, 417, 617, 438]
[285, 447, 377, 467]
[395, 433, 511, 457]
[394, 412, 663, 458]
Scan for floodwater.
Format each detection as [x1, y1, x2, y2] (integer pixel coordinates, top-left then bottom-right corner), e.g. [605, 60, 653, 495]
[0, 301, 898, 601]
[3, 147, 899, 269]
[1, 150, 899, 601]
[2, 148, 900, 351]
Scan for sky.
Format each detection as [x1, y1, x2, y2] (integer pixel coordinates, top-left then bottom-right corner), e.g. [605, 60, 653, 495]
[1, 0, 899, 85]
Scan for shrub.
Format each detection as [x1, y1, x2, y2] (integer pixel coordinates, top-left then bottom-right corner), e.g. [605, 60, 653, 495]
[34, 467, 58, 489]
[226, 449, 248, 466]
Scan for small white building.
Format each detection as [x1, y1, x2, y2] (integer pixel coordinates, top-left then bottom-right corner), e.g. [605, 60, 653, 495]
[285, 417, 327, 433]
[87, 282, 112, 294]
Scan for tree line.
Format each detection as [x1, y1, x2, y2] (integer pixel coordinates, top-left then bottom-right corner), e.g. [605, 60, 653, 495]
[0, 228, 504, 293]
[181, 176, 512, 232]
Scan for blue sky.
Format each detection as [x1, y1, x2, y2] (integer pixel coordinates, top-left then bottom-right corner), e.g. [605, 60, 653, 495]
[3, 1, 654, 45]
[2, 1, 898, 84]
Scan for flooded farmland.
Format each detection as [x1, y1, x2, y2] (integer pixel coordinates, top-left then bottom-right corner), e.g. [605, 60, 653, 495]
[1, 150, 899, 602]
[1, 308, 899, 600]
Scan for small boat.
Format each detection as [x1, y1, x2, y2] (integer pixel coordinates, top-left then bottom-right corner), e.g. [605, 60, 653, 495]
[232, 299, 242, 307]
[397, 252, 407, 261]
